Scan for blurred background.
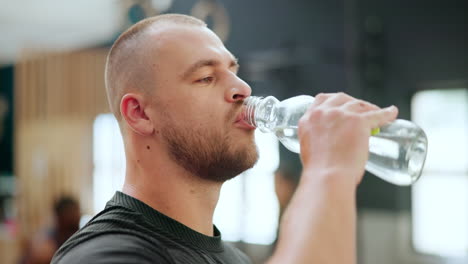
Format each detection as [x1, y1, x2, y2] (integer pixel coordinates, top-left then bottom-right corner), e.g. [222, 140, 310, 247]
[0, 0, 467, 263]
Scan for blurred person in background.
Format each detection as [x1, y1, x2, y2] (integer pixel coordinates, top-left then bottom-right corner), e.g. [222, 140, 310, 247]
[20, 196, 80, 264]
[52, 14, 398, 264]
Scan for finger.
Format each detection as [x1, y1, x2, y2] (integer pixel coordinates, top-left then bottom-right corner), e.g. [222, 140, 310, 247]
[312, 93, 333, 106]
[341, 99, 380, 113]
[363, 105, 399, 129]
[321, 92, 356, 107]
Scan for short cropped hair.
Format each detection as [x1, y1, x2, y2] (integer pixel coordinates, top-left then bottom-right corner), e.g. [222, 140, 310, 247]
[105, 14, 207, 120]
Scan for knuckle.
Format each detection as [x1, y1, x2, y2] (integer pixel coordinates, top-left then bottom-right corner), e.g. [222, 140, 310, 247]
[342, 110, 354, 118]
[338, 93, 356, 105]
[357, 100, 374, 109]
[337, 92, 349, 100]
[298, 115, 308, 127]
[354, 100, 368, 109]
[355, 99, 365, 106]
[297, 121, 308, 137]
[315, 93, 327, 101]
[367, 101, 379, 109]
[351, 114, 364, 123]
[299, 110, 314, 125]
[344, 112, 362, 123]
[309, 108, 325, 120]
[298, 114, 314, 135]
[326, 108, 342, 119]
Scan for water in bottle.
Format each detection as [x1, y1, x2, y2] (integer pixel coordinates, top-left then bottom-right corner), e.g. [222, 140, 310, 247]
[243, 95, 428, 186]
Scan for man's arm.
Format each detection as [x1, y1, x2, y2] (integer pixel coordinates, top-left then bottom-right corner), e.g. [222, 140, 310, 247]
[270, 169, 359, 263]
[268, 93, 398, 264]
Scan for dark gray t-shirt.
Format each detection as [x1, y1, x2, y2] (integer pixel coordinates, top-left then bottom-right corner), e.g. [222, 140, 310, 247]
[52, 191, 252, 264]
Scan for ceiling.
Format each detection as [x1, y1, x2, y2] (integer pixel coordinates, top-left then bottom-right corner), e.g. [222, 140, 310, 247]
[0, 0, 125, 65]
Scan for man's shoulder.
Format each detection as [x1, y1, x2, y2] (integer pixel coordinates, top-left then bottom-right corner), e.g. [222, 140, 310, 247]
[220, 242, 253, 264]
[52, 233, 173, 264]
[52, 205, 175, 264]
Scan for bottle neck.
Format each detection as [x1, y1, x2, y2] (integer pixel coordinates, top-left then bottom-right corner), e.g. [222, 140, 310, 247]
[243, 96, 263, 127]
[243, 96, 279, 132]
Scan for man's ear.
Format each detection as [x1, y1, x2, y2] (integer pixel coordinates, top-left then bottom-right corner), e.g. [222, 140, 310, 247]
[120, 93, 154, 136]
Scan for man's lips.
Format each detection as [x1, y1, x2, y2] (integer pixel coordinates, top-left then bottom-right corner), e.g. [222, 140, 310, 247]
[234, 110, 256, 130]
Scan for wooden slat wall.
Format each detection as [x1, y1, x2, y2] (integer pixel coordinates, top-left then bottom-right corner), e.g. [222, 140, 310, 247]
[14, 49, 109, 242]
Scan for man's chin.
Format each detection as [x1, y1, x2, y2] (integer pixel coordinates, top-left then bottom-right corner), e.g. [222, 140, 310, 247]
[235, 143, 260, 173]
[212, 145, 259, 183]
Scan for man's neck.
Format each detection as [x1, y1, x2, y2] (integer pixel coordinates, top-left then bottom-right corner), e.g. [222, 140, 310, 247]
[122, 155, 222, 236]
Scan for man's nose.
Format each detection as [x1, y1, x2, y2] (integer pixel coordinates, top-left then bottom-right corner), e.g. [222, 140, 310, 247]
[225, 76, 252, 103]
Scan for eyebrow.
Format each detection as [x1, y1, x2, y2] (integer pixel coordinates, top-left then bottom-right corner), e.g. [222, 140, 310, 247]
[181, 57, 239, 80]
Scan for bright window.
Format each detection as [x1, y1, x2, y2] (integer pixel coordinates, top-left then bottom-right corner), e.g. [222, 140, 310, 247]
[411, 88, 468, 257]
[93, 114, 280, 244]
[214, 130, 279, 245]
[92, 114, 125, 213]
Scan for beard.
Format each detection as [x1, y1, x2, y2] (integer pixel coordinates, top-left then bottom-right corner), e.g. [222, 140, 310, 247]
[160, 105, 259, 182]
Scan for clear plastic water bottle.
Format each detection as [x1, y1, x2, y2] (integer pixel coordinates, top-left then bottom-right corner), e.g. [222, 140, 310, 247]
[243, 95, 428, 186]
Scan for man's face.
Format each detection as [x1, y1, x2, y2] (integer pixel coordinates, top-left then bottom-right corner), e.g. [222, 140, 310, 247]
[146, 25, 258, 182]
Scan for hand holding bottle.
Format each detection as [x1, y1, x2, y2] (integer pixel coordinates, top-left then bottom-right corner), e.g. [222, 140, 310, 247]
[268, 93, 398, 264]
[297, 93, 399, 185]
[244, 92, 427, 186]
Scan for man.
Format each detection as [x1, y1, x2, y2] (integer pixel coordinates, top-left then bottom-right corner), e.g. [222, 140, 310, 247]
[52, 14, 397, 264]
[22, 196, 80, 264]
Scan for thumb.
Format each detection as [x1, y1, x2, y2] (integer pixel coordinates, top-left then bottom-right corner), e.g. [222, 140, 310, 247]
[363, 105, 399, 129]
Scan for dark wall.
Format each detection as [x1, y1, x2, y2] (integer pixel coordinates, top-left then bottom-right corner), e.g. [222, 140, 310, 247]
[357, 0, 467, 105]
[224, 0, 347, 98]
[0, 66, 13, 175]
[356, 0, 468, 210]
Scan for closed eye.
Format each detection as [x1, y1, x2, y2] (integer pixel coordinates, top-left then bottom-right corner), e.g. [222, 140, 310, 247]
[196, 76, 214, 84]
